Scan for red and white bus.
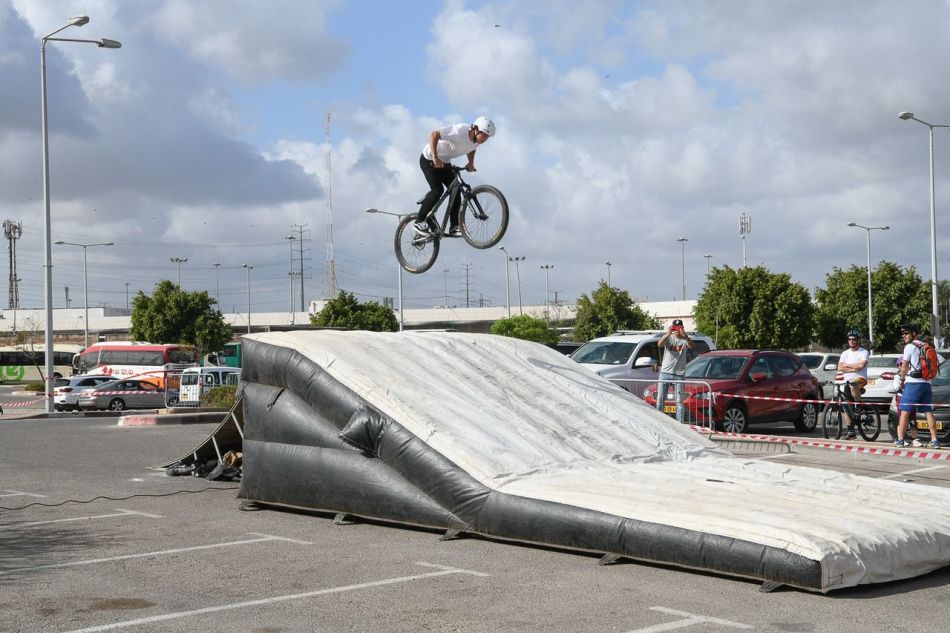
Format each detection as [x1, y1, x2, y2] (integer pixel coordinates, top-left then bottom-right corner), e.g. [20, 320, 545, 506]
[72, 342, 197, 387]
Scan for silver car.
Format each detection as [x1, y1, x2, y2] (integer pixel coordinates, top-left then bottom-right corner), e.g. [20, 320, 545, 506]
[78, 378, 167, 411]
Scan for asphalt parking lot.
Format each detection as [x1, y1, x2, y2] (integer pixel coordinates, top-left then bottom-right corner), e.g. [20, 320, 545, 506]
[2, 415, 950, 633]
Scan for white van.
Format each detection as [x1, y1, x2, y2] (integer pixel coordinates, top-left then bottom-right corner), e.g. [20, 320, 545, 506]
[178, 366, 240, 407]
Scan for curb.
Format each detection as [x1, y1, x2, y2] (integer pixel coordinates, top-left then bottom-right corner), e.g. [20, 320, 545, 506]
[117, 412, 227, 426]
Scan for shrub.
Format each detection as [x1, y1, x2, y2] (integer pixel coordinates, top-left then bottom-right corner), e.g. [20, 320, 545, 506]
[24, 382, 44, 392]
[202, 385, 237, 409]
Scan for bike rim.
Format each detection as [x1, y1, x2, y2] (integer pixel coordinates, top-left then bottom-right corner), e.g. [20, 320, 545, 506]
[463, 190, 506, 247]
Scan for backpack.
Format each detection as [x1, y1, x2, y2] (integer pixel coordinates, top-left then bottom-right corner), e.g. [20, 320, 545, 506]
[913, 341, 940, 380]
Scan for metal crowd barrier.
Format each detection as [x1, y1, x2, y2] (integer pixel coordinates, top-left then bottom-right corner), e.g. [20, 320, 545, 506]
[609, 377, 716, 431]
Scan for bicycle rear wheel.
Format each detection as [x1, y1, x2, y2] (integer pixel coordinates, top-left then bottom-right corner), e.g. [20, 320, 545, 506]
[461, 185, 509, 249]
[822, 404, 843, 439]
[855, 403, 881, 442]
[394, 215, 440, 274]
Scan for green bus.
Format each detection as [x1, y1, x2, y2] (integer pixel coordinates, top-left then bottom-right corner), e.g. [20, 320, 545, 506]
[214, 342, 242, 368]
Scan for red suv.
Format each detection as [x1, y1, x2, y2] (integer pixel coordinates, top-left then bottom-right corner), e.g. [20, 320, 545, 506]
[644, 350, 822, 433]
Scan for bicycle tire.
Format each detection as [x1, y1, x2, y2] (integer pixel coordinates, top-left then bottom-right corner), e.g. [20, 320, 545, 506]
[822, 404, 843, 439]
[394, 215, 440, 274]
[855, 403, 881, 442]
[461, 185, 509, 249]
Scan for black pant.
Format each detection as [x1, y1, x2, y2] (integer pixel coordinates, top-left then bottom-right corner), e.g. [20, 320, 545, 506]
[417, 154, 460, 226]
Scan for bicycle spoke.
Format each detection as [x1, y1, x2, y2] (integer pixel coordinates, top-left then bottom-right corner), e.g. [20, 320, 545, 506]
[462, 185, 508, 249]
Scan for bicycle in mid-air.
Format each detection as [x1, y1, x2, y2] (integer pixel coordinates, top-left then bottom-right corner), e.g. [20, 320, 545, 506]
[394, 165, 509, 274]
[822, 380, 881, 441]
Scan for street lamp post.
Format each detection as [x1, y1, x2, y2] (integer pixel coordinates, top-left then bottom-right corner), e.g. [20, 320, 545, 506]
[212, 263, 221, 307]
[54, 240, 113, 348]
[364, 208, 404, 330]
[170, 257, 187, 287]
[124, 281, 129, 310]
[605, 261, 612, 287]
[510, 256, 525, 315]
[676, 237, 688, 300]
[442, 268, 449, 308]
[899, 111, 949, 337]
[499, 246, 511, 317]
[242, 264, 254, 334]
[41, 15, 121, 412]
[704, 253, 713, 277]
[847, 223, 889, 353]
[540, 264, 554, 321]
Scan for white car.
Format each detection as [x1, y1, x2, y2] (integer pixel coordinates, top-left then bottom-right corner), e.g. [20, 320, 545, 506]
[52, 375, 117, 411]
[833, 354, 903, 406]
[797, 352, 841, 393]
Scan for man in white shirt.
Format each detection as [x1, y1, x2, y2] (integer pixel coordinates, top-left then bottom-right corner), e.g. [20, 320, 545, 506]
[837, 330, 869, 440]
[414, 116, 496, 237]
[895, 323, 941, 449]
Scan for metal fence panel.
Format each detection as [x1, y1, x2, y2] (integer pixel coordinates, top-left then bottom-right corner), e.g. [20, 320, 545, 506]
[610, 377, 715, 430]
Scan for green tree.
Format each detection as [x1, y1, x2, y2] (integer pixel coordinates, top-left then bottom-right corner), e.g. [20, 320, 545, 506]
[814, 261, 929, 352]
[490, 314, 559, 344]
[694, 265, 814, 349]
[130, 280, 232, 358]
[310, 290, 399, 331]
[573, 282, 659, 341]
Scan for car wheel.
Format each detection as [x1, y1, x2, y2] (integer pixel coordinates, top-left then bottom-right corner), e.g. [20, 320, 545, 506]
[108, 398, 126, 411]
[719, 403, 748, 434]
[794, 401, 819, 433]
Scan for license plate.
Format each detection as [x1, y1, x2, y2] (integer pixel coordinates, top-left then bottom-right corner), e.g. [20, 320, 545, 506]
[867, 378, 876, 385]
[918, 421, 944, 430]
[663, 405, 677, 414]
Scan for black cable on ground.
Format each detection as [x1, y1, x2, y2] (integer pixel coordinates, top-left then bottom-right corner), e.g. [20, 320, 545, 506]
[0, 485, 240, 513]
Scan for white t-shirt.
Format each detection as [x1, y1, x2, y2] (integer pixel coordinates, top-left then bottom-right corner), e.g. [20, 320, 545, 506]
[421, 123, 478, 162]
[902, 342, 927, 384]
[840, 347, 869, 381]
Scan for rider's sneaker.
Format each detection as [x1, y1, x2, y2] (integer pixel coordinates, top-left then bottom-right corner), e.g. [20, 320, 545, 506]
[927, 440, 942, 450]
[894, 438, 906, 448]
[413, 221, 431, 236]
[911, 438, 924, 448]
[845, 427, 856, 440]
[445, 226, 462, 238]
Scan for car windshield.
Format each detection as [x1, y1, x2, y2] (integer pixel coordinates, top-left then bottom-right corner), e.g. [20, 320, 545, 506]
[684, 355, 748, 380]
[798, 354, 823, 369]
[570, 342, 636, 365]
[867, 356, 900, 368]
[54, 378, 70, 387]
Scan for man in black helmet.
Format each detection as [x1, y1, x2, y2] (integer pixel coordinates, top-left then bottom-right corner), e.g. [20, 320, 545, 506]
[836, 330, 869, 440]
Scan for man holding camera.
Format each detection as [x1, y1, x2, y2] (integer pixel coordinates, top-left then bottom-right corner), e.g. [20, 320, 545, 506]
[654, 319, 695, 423]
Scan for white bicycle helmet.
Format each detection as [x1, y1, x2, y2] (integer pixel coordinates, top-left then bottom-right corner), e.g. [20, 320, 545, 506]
[473, 115, 496, 137]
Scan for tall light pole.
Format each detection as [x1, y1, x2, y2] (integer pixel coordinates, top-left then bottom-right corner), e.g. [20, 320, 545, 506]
[704, 253, 712, 277]
[540, 264, 554, 321]
[499, 246, 511, 317]
[364, 208, 404, 330]
[739, 213, 751, 268]
[510, 255, 525, 315]
[170, 257, 188, 287]
[605, 260, 612, 287]
[899, 111, 948, 337]
[442, 268, 449, 308]
[41, 16, 120, 412]
[212, 263, 221, 307]
[54, 240, 113, 349]
[847, 223, 889, 353]
[285, 235, 297, 318]
[124, 282, 129, 310]
[242, 264, 254, 334]
[676, 237, 688, 300]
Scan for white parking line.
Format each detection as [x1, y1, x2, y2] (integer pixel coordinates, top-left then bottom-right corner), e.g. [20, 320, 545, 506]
[0, 508, 162, 531]
[623, 607, 751, 632]
[0, 490, 48, 498]
[879, 464, 946, 480]
[60, 562, 489, 633]
[0, 532, 312, 576]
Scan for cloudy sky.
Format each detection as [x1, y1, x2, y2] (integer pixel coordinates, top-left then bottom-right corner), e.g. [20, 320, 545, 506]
[3, 0, 950, 315]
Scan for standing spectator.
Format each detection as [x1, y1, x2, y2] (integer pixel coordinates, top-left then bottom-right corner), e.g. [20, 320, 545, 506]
[837, 330, 869, 440]
[654, 319, 695, 423]
[894, 323, 941, 449]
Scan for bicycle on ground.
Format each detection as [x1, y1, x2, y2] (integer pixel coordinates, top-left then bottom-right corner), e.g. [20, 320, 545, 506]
[822, 380, 881, 441]
[394, 166, 509, 274]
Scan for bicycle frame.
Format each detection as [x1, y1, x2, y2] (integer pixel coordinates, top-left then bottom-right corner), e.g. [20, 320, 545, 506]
[417, 168, 473, 240]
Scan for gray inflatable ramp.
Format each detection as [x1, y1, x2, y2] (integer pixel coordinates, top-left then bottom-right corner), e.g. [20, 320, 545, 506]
[238, 330, 950, 592]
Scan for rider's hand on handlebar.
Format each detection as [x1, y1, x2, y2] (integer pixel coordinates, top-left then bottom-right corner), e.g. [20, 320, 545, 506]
[433, 158, 445, 169]
[465, 162, 476, 172]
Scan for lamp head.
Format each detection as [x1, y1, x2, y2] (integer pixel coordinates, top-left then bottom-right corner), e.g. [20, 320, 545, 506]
[97, 38, 122, 49]
[898, 111, 914, 120]
[847, 222, 857, 227]
[68, 16, 90, 27]
[104, 242, 114, 246]
[54, 240, 65, 245]
[364, 208, 379, 214]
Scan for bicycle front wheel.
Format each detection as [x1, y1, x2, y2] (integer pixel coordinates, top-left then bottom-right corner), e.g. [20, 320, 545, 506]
[822, 404, 843, 439]
[394, 215, 440, 274]
[462, 185, 509, 249]
[855, 404, 881, 442]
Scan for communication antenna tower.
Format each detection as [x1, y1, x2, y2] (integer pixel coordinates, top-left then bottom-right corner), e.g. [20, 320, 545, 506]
[3, 220, 22, 309]
[324, 112, 339, 298]
[739, 212, 752, 268]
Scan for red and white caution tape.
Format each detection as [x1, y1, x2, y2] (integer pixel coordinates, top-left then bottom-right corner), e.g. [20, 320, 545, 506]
[0, 398, 42, 408]
[714, 391, 950, 408]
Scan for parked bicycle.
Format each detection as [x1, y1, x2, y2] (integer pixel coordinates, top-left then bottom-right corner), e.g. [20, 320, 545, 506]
[822, 380, 881, 441]
[394, 165, 509, 274]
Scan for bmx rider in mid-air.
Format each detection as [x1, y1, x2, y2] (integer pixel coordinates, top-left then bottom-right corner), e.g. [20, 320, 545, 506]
[414, 116, 496, 238]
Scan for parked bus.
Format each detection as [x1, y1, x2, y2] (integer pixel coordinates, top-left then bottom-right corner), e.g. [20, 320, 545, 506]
[0, 343, 83, 383]
[214, 342, 242, 368]
[72, 342, 197, 388]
